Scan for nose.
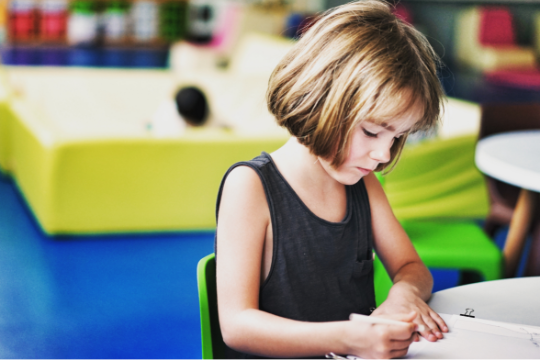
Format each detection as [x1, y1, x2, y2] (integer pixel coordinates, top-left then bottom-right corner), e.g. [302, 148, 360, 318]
[369, 145, 391, 164]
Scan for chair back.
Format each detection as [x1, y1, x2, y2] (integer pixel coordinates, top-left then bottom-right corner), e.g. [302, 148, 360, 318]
[197, 253, 226, 359]
[479, 7, 516, 46]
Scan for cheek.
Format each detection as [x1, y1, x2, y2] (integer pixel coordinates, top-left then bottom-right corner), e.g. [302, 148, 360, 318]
[346, 135, 369, 160]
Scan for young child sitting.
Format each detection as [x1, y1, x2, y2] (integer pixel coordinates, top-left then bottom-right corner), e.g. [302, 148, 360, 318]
[215, 1, 448, 358]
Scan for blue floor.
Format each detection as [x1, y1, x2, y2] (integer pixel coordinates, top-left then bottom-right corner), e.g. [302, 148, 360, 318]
[0, 174, 214, 358]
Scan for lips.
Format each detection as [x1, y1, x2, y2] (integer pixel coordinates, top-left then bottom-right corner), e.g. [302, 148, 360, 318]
[357, 167, 372, 175]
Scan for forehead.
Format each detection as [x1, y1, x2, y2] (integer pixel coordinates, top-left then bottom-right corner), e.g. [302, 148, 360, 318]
[367, 105, 424, 133]
[366, 90, 425, 132]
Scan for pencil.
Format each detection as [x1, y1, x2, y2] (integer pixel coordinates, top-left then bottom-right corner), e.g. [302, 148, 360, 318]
[350, 313, 426, 332]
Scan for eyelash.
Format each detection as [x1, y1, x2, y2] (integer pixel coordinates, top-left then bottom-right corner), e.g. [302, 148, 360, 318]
[363, 129, 378, 138]
[363, 128, 403, 140]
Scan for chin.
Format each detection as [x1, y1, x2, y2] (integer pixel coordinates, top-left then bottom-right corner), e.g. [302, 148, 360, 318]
[337, 174, 364, 186]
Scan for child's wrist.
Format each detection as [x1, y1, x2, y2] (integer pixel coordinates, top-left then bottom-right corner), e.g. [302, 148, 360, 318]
[388, 280, 423, 300]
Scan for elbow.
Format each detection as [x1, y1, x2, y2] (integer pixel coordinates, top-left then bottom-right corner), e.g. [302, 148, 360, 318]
[220, 323, 236, 349]
[219, 317, 248, 353]
[219, 309, 264, 355]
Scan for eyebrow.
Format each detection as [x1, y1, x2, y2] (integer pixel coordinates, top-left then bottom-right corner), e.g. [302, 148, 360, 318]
[379, 122, 395, 132]
[376, 121, 412, 135]
[366, 120, 411, 134]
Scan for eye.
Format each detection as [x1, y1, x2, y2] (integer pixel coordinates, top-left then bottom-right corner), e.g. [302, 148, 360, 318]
[362, 128, 378, 138]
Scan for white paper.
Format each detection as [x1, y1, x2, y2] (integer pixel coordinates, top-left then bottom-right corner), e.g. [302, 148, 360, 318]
[455, 315, 540, 341]
[406, 313, 540, 359]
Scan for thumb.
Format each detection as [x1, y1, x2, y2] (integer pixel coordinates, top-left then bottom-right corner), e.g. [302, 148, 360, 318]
[394, 311, 417, 323]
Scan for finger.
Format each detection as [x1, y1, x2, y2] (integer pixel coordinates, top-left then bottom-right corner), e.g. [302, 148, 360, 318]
[390, 337, 414, 351]
[413, 318, 437, 341]
[416, 317, 440, 342]
[419, 328, 438, 342]
[385, 323, 417, 341]
[377, 310, 417, 323]
[420, 314, 444, 339]
[392, 311, 417, 323]
[389, 347, 410, 359]
[429, 310, 449, 333]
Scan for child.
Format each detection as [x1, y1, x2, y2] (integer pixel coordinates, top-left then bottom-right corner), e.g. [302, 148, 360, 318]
[215, 1, 448, 358]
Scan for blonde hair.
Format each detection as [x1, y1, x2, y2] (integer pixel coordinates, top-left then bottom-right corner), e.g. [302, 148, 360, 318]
[267, 0, 444, 171]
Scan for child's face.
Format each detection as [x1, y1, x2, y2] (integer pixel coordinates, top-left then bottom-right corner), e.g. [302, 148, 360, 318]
[319, 107, 420, 185]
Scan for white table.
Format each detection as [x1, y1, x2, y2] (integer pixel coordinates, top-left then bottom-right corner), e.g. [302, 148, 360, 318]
[475, 130, 540, 277]
[428, 276, 540, 326]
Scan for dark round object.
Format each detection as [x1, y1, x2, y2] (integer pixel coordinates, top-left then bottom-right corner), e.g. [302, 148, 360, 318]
[174, 86, 209, 126]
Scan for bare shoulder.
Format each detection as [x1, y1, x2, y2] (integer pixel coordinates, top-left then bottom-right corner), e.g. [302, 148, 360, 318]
[221, 165, 267, 206]
[218, 165, 270, 237]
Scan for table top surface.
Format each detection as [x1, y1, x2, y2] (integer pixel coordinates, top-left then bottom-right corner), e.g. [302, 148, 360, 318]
[428, 277, 540, 327]
[475, 130, 540, 192]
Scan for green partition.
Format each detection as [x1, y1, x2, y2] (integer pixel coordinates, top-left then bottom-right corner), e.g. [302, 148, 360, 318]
[384, 135, 489, 221]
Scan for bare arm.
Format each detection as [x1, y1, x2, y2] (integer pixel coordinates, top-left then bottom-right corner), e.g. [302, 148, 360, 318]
[364, 173, 448, 341]
[216, 166, 417, 358]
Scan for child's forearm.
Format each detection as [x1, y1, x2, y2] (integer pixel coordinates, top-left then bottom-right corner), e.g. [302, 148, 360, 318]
[222, 308, 417, 359]
[389, 261, 433, 301]
[221, 309, 353, 358]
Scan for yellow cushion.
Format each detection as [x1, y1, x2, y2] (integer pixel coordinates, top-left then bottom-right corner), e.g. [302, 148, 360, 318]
[1, 67, 288, 234]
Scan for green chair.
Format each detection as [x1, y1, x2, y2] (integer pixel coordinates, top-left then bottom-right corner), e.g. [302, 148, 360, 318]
[374, 135, 503, 305]
[197, 253, 226, 359]
[373, 220, 503, 305]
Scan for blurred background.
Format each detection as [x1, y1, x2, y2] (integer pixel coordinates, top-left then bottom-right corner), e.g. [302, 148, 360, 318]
[0, 0, 540, 358]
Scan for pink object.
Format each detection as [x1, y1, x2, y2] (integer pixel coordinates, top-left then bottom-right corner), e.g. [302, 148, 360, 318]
[479, 7, 515, 46]
[41, 11, 67, 42]
[484, 69, 540, 90]
[208, 4, 241, 50]
[9, 11, 38, 41]
[393, 3, 413, 25]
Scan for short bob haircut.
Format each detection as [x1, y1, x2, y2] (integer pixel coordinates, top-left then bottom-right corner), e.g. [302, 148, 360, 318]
[267, 0, 444, 172]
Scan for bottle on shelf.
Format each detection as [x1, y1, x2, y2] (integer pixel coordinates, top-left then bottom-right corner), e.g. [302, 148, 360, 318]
[102, 0, 128, 44]
[67, 0, 98, 45]
[8, 0, 39, 43]
[40, 0, 68, 44]
[130, 0, 159, 43]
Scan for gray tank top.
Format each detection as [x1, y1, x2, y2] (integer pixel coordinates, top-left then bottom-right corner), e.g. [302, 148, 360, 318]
[215, 152, 376, 358]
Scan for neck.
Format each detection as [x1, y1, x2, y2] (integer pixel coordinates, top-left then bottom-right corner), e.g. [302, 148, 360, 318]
[271, 137, 341, 190]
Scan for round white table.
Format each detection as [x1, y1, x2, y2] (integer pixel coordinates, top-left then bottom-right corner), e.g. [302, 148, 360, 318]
[475, 130, 540, 277]
[428, 276, 540, 326]
[476, 130, 540, 193]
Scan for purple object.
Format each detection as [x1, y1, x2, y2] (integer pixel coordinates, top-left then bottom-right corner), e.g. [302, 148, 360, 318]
[1, 46, 39, 65]
[40, 46, 69, 66]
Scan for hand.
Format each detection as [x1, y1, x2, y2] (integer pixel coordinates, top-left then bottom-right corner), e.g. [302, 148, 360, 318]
[373, 287, 448, 342]
[344, 311, 418, 359]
